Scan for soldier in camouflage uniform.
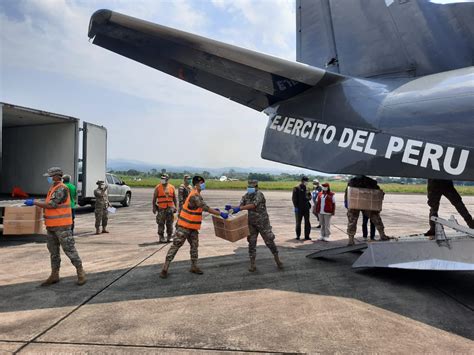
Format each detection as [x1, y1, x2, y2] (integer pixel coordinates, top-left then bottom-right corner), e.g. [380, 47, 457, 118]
[178, 174, 192, 212]
[424, 179, 474, 237]
[94, 180, 110, 234]
[226, 180, 283, 272]
[24, 167, 86, 286]
[344, 175, 389, 246]
[153, 173, 177, 243]
[160, 176, 228, 278]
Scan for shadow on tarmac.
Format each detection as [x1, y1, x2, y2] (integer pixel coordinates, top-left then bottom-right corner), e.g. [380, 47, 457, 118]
[0, 241, 473, 340]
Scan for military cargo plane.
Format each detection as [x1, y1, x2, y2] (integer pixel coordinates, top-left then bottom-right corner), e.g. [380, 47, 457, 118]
[87, 0, 474, 270]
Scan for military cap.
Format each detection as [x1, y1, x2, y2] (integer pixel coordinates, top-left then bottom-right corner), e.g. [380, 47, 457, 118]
[248, 179, 258, 187]
[161, 173, 169, 180]
[184, 174, 191, 179]
[43, 167, 63, 177]
[192, 175, 205, 186]
[313, 179, 320, 184]
[301, 176, 309, 182]
[96, 180, 105, 185]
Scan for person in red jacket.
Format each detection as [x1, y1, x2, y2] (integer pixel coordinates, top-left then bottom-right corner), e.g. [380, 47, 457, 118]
[314, 183, 336, 242]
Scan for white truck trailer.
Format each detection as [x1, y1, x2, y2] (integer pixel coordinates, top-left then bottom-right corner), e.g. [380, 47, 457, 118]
[0, 103, 107, 230]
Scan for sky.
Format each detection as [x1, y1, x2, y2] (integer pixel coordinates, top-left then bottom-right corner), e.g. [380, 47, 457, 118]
[0, 0, 302, 171]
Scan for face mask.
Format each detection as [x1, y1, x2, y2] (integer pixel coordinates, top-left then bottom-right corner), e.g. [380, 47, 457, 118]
[200, 182, 206, 190]
[47, 176, 53, 184]
[322, 187, 328, 192]
[161, 179, 167, 184]
[100, 184, 106, 189]
[247, 187, 256, 194]
[186, 179, 192, 185]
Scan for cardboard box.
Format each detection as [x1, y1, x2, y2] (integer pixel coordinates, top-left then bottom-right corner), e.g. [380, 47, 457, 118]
[4, 205, 43, 221]
[3, 219, 45, 235]
[347, 187, 384, 211]
[212, 212, 249, 242]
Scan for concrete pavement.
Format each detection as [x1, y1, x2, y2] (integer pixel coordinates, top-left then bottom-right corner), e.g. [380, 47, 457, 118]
[1, 188, 473, 354]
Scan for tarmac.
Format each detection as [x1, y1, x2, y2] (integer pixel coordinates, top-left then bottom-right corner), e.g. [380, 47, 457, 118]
[1, 188, 473, 354]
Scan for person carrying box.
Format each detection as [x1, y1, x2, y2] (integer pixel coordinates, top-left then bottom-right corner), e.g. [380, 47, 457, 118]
[226, 179, 283, 272]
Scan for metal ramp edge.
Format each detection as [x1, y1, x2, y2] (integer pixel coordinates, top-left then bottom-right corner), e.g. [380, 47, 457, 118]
[306, 243, 368, 259]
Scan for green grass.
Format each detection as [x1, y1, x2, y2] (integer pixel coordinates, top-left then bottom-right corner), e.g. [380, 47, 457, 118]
[119, 176, 474, 195]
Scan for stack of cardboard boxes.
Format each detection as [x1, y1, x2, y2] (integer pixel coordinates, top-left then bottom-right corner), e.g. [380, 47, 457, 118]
[2, 205, 44, 235]
[212, 211, 249, 242]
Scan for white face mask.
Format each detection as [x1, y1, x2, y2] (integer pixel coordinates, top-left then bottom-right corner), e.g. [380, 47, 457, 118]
[322, 187, 328, 191]
[161, 179, 167, 184]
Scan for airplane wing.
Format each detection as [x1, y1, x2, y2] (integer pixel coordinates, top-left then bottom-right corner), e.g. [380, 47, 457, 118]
[88, 9, 346, 111]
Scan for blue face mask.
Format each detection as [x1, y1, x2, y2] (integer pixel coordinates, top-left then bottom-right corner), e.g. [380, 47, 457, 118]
[47, 176, 53, 184]
[247, 187, 256, 194]
[200, 182, 206, 191]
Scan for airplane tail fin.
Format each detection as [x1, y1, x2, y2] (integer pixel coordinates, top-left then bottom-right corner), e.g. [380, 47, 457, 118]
[297, 0, 474, 78]
[88, 10, 346, 111]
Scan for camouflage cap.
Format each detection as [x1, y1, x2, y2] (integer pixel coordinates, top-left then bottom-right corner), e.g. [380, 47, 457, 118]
[183, 174, 191, 179]
[96, 180, 105, 185]
[248, 179, 258, 187]
[161, 173, 169, 180]
[313, 179, 320, 184]
[43, 167, 63, 177]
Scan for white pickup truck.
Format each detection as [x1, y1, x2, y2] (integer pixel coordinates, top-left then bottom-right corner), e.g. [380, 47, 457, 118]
[78, 173, 131, 207]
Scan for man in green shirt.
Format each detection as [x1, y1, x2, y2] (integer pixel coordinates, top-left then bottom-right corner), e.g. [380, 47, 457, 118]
[63, 174, 77, 235]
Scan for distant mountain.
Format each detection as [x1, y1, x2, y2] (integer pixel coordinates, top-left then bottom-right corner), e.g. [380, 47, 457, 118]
[107, 158, 328, 176]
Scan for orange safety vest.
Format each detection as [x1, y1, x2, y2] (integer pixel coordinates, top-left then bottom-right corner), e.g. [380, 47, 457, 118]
[44, 183, 73, 227]
[177, 189, 203, 230]
[155, 184, 176, 209]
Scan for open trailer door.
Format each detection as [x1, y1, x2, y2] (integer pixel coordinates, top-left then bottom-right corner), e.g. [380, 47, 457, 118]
[80, 122, 107, 203]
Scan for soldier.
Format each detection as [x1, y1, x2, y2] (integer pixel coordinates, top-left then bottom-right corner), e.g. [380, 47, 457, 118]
[178, 174, 192, 212]
[94, 180, 110, 235]
[24, 167, 86, 286]
[344, 175, 389, 246]
[424, 179, 474, 237]
[292, 176, 312, 240]
[159, 176, 228, 278]
[152, 173, 177, 243]
[226, 180, 283, 272]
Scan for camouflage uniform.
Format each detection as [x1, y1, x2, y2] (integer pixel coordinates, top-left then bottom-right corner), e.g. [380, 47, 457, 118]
[153, 184, 177, 241]
[426, 179, 474, 232]
[94, 187, 109, 229]
[178, 183, 192, 212]
[165, 193, 209, 263]
[46, 185, 82, 269]
[240, 190, 279, 258]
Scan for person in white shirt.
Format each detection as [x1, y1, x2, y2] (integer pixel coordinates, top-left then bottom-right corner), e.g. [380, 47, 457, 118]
[314, 183, 336, 241]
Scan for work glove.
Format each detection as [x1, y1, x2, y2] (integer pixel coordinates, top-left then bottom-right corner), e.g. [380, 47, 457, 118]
[220, 212, 229, 219]
[294, 207, 299, 213]
[24, 199, 35, 206]
[224, 204, 232, 211]
[231, 206, 241, 214]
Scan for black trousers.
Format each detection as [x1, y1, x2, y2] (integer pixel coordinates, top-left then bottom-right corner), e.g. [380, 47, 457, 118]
[362, 213, 375, 239]
[295, 210, 311, 238]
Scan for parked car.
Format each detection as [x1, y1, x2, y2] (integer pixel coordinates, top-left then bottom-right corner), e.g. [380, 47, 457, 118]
[78, 173, 131, 207]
